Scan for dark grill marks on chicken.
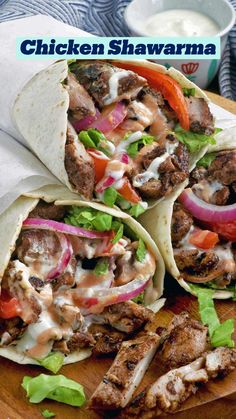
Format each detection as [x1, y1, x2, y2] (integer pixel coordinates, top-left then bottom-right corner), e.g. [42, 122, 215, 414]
[134, 142, 189, 200]
[122, 348, 236, 418]
[0, 317, 26, 346]
[185, 97, 214, 135]
[66, 72, 96, 120]
[209, 151, 236, 186]
[29, 201, 66, 221]
[90, 332, 160, 410]
[98, 301, 155, 334]
[90, 324, 125, 356]
[174, 249, 220, 277]
[160, 313, 209, 369]
[72, 61, 146, 107]
[65, 126, 95, 199]
[16, 229, 65, 280]
[171, 203, 193, 244]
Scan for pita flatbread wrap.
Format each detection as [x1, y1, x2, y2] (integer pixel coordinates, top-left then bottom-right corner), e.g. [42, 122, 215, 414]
[140, 131, 236, 300]
[13, 58, 220, 212]
[0, 186, 164, 366]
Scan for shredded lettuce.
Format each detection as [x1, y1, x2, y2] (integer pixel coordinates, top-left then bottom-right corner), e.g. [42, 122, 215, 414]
[37, 352, 64, 374]
[132, 291, 145, 304]
[94, 259, 109, 276]
[136, 239, 146, 262]
[128, 203, 146, 218]
[174, 125, 219, 154]
[112, 223, 124, 244]
[126, 134, 155, 158]
[42, 409, 55, 418]
[182, 87, 196, 97]
[190, 285, 235, 347]
[103, 187, 118, 207]
[197, 152, 216, 168]
[22, 374, 86, 406]
[65, 207, 113, 232]
[78, 129, 111, 156]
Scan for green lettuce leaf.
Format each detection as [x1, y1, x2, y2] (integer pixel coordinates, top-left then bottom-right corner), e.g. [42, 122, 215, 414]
[94, 259, 109, 276]
[126, 134, 155, 158]
[182, 87, 196, 97]
[112, 223, 124, 244]
[197, 152, 216, 168]
[65, 207, 112, 232]
[103, 187, 118, 207]
[211, 319, 235, 348]
[175, 125, 218, 154]
[37, 352, 64, 374]
[22, 374, 86, 406]
[42, 409, 55, 418]
[78, 129, 111, 156]
[136, 239, 146, 262]
[132, 291, 145, 304]
[128, 203, 146, 218]
[189, 284, 235, 347]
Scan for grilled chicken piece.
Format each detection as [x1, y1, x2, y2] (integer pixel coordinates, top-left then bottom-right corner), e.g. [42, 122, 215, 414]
[171, 203, 193, 244]
[72, 61, 146, 107]
[0, 317, 26, 346]
[208, 151, 236, 186]
[64, 123, 95, 199]
[160, 312, 209, 369]
[133, 142, 189, 200]
[185, 97, 214, 135]
[96, 301, 155, 333]
[90, 324, 126, 356]
[90, 332, 160, 410]
[16, 229, 70, 281]
[29, 201, 66, 221]
[122, 347, 236, 418]
[66, 72, 96, 120]
[2, 261, 42, 324]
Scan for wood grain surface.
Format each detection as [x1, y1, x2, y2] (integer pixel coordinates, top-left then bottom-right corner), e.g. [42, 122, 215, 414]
[0, 93, 235, 419]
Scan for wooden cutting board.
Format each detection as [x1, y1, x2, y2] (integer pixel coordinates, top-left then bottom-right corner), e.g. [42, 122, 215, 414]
[0, 93, 236, 419]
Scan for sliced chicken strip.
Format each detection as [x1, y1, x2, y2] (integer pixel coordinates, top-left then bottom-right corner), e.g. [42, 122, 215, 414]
[90, 332, 160, 410]
[122, 347, 236, 418]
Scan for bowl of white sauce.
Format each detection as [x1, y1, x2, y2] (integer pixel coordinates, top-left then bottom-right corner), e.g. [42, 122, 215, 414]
[124, 0, 235, 88]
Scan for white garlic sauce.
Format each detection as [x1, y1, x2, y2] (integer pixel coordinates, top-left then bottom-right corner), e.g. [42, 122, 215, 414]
[103, 70, 131, 105]
[141, 9, 220, 37]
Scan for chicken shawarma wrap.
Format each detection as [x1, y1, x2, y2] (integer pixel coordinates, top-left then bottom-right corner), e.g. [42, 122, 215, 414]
[140, 130, 236, 299]
[13, 59, 220, 215]
[0, 187, 164, 367]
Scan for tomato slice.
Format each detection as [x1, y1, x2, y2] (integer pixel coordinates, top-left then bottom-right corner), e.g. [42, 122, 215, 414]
[0, 291, 21, 319]
[189, 229, 219, 250]
[117, 178, 141, 204]
[209, 220, 236, 242]
[87, 149, 110, 183]
[115, 62, 190, 131]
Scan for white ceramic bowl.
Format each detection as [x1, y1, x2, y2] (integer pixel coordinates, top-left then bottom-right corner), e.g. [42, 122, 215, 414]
[124, 0, 235, 88]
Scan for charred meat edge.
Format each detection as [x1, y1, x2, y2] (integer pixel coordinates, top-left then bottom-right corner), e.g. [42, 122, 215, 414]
[122, 347, 236, 418]
[90, 332, 160, 410]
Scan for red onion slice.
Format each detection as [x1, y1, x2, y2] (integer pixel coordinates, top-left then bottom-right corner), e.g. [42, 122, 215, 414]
[95, 175, 116, 194]
[179, 188, 236, 223]
[47, 234, 73, 280]
[23, 218, 112, 239]
[71, 109, 100, 132]
[89, 102, 127, 133]
[73, 276, 150, 312]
